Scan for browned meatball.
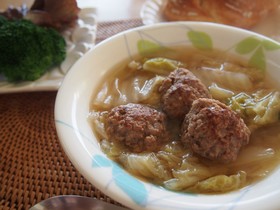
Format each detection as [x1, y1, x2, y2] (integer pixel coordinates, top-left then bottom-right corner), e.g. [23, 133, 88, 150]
[181, 98, 250, 163]
[105, 103, 169, 152]
[159, 68, 210, 120]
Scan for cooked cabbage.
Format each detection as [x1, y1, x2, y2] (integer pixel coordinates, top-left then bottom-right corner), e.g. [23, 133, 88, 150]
[99, 139, 246, 193]
[221, 62, 264, 83]
[209, 83, 234, 102]
[142, 57, 185, 75]
[228, 90, 280, 129]
[156, 141, 189, 172]
[90, 74, 163, 109]
[192, 58, 265, 83]
[253, 91, 280, 125]
[119, 153, 172, 182]
[137, 75, 165, 106]
[192, 67, 253, 91]
[164, 156, 215, 191]
[190, 171, 247, 193]
[88, 111, 108, 140]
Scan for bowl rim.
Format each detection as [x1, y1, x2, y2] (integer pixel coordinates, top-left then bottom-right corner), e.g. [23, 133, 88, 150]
[55, 21, 280, 210]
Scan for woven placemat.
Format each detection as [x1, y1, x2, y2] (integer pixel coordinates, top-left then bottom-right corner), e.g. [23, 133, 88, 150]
[96, 19, 143, 43]
[0, 92, 123, 210]
[0, 19, 143, 210]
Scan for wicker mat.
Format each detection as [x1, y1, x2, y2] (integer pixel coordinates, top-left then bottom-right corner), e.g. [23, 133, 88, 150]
[96, 19, 143, 43]
[0, 19, 143, 210]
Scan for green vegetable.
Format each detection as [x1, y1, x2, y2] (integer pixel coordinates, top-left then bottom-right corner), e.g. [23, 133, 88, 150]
[142, 57, 185, 75]
[222, 62, 265, 83]
[0, 16, 7, 27]
[138, 75, 165, 106]
[0, 19, 66, 81]
[119, 152, 172, 182]
[190, 171, 246, 193]
[0, 16, 7, 73]
[164, 156, 215, 191]
[228, 90, 280, 129]
[209, 83, 235, 102]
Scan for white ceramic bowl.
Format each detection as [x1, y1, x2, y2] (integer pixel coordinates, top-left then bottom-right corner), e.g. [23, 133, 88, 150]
[55, 22, 280, 210]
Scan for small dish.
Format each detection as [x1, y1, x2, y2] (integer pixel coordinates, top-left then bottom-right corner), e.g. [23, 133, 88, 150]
[0, 8, 97, 94]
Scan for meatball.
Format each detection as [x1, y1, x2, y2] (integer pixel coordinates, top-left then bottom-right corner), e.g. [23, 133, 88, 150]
[159, 68, 210, 119]
[181, 98, 250, 163]
[105, 103, 169, 152]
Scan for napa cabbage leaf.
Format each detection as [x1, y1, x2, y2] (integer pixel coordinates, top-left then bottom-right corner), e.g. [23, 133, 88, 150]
[228, 90, 280, 130]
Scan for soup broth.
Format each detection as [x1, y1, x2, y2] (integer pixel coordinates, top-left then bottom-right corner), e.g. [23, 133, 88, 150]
[89, 46, 280, 194]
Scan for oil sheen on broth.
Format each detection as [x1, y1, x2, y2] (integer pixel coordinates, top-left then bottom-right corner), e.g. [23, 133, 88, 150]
[88, 46, 280, 194]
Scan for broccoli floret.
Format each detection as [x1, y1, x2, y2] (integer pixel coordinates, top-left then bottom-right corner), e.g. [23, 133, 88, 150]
[0, 19, 66, 81]
[0, 16, 7, 27]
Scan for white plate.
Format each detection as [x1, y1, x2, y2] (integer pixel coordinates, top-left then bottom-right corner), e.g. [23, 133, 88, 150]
[140, 0, 280, 42]
[0, 8, 97, 94]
